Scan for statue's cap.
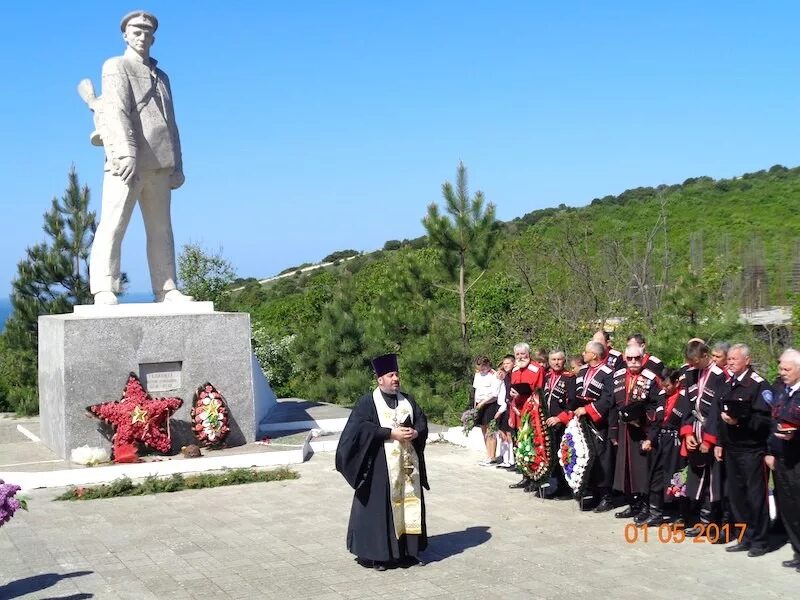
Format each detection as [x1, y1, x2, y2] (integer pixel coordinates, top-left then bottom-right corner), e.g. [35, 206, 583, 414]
[120, 11, 158, 32]
[371, 353, 399, 377]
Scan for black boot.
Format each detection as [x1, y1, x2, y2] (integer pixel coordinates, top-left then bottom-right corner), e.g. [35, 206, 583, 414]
[524, 483, 541, 496]
[615, 497, 641, 519]
[593, 490, 615, 513]
[509, 477, 529, 489]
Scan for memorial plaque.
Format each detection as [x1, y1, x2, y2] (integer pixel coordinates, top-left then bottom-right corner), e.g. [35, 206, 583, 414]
[139, 361, 183, 392]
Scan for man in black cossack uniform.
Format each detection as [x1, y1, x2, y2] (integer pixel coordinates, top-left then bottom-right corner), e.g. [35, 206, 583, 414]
[572, 341, 616, 512]
[766, 349, 800, 572]
[609, 344, 661, 521]
[542, 350, 577, 499]
[717, 344, 772, 556]
[679, 340, 726, 535]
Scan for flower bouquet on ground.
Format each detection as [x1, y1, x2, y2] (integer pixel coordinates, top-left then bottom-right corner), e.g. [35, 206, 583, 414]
[559, 417, 595, 497]
[70, 445, 110, 466]
[191, 383, 231, 448]
[461, 408, 478, 436]
[514, 401, 554, 485]
[0, 480, 28, 528]
[666, 466, 688, 498]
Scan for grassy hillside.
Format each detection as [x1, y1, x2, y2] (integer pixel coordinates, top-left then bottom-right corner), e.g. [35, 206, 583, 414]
[232, 164, 800, 421]
[531, 166, 796, 283]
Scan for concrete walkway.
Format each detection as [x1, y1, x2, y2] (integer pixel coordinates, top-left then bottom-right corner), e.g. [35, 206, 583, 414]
[0, 443, 795, 599]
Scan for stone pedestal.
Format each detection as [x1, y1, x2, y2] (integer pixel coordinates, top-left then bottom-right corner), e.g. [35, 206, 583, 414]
[38, 304, 268, 459]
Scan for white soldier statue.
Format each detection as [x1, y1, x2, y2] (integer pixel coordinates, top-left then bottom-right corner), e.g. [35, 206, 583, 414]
[78, 11, 192, 305]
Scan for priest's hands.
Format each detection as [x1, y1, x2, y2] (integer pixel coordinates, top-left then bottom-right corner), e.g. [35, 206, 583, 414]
[685, 434, 698, 451]
[390, 427, 418, 442]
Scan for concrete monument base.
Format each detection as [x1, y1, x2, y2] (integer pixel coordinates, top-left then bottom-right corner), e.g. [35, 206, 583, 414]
[38, 305, 272, 460]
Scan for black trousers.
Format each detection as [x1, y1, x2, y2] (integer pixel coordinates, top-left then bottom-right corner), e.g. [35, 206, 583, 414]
[774, 456, 800, 556]
[648, 430, 683, 510]
[725, 447, 769, 550]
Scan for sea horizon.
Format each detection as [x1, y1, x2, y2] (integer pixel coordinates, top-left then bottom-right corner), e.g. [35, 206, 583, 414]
[0, 292, 154, 333]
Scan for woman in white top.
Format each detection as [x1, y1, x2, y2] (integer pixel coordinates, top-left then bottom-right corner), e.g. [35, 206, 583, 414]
[472, 355, 503, 465]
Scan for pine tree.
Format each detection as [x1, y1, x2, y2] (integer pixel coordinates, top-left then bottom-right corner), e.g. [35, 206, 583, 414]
[0, 168, 96, 413]
[422, 162, 498, 345]
[295, 276, 373, 404]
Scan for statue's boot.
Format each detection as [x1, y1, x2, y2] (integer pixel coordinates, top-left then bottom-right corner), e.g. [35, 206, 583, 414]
[156, 289, 194, 303]
[94, 291, 119, 305]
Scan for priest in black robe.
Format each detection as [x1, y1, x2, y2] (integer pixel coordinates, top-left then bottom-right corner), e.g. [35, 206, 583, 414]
[335, 353, 429, 571]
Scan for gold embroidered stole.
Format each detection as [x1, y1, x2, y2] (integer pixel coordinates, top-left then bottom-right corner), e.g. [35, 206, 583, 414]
[372, 388, 423, 538]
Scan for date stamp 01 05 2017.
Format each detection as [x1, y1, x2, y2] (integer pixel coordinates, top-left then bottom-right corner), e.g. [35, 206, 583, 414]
[624, 523, 748, 544]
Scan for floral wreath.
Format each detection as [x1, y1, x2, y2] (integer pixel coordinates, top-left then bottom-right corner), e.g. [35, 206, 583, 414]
[87, 373, 182, 462]
[559, 416, 595, 497]
[514, 400, 553, 485]
[191, 382, 231, 448]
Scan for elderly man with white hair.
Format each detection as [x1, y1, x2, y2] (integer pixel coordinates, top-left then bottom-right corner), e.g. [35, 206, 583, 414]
[625, 333, 664, 378]
[507, 342, 544, 492]
[716, 344, 772, 556]
[766, 348, 800, 572]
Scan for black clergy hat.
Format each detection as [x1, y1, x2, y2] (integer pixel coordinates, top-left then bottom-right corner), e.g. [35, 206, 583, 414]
[511, 382, 533, 396]
[620, 401, 647, 423]
[372, 353, 399, 377]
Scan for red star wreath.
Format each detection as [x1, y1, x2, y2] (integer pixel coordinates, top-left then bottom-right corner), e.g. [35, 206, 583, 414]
[87, 373, 183, 462]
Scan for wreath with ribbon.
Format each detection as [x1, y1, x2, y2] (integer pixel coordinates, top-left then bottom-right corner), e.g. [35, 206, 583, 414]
[559, 416, 595, 497]
[514, 400, 554, 485]
[190, 383, 231, 448]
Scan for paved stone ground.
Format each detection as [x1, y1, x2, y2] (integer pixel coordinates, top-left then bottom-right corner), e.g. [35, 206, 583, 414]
[1, 442, 796, 599]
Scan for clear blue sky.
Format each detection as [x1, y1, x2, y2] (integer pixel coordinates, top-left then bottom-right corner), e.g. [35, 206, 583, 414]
[1, 1, 799, 296]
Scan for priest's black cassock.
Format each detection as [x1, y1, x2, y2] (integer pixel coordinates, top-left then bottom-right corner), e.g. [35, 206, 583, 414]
[335, 389, 429, 563]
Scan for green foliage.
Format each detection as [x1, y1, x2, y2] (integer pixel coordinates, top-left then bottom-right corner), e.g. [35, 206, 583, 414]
[5, 168, 95, 350]
[383, 240, 403, 251]
[252, 329, 296, 396]
[195, 165, 800, 424]
[422, 162, 498, 344]
[321, 249, 359, 262]
[1, 168, 97, 415]
[293, 277, 373, 403]
[177, 243, 237, 308]
[54, 467, 299, 501]
[0, 337, 37, 414]
[277, 262, 312, 276]
[793, 294, 800, 347]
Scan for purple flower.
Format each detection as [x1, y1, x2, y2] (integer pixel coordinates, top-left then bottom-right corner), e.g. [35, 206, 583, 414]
[0, 481, 25, 527]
